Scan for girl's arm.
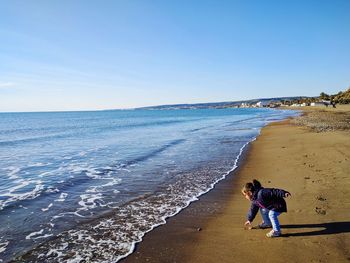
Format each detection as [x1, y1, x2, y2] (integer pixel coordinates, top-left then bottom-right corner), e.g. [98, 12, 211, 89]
[247, 203, 259, 222]
[270, 188, 291, 198]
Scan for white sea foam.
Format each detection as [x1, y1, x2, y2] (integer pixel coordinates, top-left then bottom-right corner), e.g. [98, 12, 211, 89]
[38, 171, 54, 177]
[84, 167, 103, 179]
[85, 186, 98, 193]
[5, 166, 21, 179]
[55, 193, 68, 202]
[41, 203, 53, 212]
[52, 210, 86, 220]
[101, 178, 121, 187]
[78, 193, 104, 210]
[85, 177, 121, 193]
[26, 229, 44, 240]
[28, 162, 51, 167]
[45, 187, 60, 193]
[42, 242, 68, 258]
[0, 241, 9, 254]
[0, 180, 44, 210]
[26, 229, 54, 240]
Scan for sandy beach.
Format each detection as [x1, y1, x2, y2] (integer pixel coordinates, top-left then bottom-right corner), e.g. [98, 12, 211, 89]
[122, 105, 350, 263]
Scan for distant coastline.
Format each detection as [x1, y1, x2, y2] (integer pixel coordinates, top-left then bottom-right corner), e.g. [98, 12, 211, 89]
[137, 88, 350, 110]
[137, 96, 312, 110]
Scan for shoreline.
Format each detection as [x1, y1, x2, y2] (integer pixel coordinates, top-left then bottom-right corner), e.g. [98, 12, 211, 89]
[120, 129, 255, 263]
[120, 119, 285, 263]
[122, 105, 350, 263]
[117, 138, 253, 262]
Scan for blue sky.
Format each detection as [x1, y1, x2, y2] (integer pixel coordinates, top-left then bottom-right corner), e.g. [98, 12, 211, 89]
[1, 0, 349, 112]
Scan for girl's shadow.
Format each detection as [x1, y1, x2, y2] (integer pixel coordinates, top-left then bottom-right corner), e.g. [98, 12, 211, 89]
[281, 222, 350, 237]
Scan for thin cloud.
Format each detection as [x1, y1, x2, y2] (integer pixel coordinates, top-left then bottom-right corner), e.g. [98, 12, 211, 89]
[0, 82, 16, 88]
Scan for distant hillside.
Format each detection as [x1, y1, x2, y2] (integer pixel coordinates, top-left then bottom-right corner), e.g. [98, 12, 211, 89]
[333, 88, 350, 103]
[137, 87, 350, 110]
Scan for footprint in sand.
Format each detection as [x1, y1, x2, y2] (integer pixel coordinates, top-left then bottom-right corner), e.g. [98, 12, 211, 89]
[316, 196, 327, 201]
[315, 207, 327, 215]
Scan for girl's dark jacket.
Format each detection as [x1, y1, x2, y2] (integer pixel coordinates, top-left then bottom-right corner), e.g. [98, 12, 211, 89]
[247, 187, 288, 222]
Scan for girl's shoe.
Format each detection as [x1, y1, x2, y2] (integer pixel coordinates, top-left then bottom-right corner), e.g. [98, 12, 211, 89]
[257, 223, 272, 229]
[266, 230, 281, 238]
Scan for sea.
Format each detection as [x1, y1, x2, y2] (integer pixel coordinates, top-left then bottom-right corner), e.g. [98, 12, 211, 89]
[0, 108, 298, 262]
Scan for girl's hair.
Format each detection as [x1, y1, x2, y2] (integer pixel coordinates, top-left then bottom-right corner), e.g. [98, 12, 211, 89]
[242, 179, 262, 194]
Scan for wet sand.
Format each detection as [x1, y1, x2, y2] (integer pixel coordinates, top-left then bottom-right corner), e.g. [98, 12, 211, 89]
[122, 105, 350, 263]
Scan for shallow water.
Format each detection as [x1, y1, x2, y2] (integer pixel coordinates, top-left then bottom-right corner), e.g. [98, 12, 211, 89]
[0, 108, 298, 262]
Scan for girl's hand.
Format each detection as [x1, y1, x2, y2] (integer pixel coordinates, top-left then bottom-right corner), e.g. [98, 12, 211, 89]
[285, 192, 291, 198]
[244, 220, 252, 230]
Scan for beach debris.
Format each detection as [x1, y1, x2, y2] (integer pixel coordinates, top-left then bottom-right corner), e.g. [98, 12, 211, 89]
[291, 110, 350, 132]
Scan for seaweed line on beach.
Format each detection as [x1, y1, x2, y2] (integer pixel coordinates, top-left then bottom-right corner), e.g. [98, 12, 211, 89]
[290, 110, 350, 132]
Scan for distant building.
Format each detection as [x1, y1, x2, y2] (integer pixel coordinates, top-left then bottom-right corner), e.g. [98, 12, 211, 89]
[310, 102, 325, 107]
[240, 102, 250, 108]
[256, 101, 270, 107]
[269, 103, 281, 108]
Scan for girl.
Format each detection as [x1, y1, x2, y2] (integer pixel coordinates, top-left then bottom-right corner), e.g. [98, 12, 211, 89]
[242, 179, 291, 237]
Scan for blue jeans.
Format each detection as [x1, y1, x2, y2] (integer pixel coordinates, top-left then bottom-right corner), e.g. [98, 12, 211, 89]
[260, 208, 281, 232]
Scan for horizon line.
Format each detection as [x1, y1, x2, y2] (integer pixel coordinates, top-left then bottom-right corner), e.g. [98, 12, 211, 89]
[0, 95, 316, 113]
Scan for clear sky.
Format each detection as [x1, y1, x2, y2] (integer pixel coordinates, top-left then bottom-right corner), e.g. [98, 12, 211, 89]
[1, 0, 349, 112]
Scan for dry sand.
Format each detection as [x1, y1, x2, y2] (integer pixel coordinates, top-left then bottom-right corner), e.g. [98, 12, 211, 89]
[122, 105, 350, 263]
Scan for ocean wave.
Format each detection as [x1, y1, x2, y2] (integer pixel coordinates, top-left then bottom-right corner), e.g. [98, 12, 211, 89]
[0, 180, 44, 211]
[118, 139, 185, 168]
[0, 119, 193, 148]
[15, 138, 253, 262]
[55, 193, 68, 202]
[0, 172, 119, 212]
[0, 241, 9, 254]
[0, 132, 75, 147]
